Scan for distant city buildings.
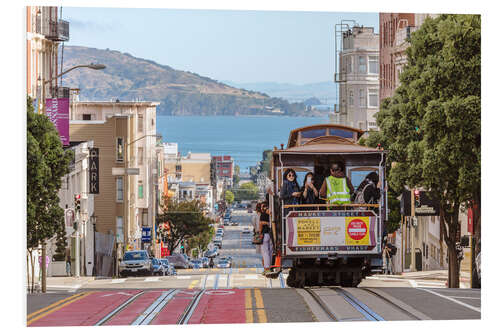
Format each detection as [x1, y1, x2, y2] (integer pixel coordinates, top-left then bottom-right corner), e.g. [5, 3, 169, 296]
[212, 155, 234, 188]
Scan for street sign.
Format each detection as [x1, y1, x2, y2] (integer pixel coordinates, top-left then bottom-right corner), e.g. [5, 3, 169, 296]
[142, 227, 152, 243]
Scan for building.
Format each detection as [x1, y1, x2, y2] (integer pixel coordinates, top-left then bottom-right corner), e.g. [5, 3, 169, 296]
[26, 6, 70, 110]
[70, 101, 160, 263]
[212, 155, 234, 188]
[165, 152, 214, 212]
[334, 23, 379, 131]
[379, 13, 439, 103]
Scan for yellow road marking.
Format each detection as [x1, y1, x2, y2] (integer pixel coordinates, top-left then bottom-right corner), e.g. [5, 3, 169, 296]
[27, 292, 86, 319]
[27, 292, 94, 326]
[254, 289, 267, 323]
[245, 289, 253, 323]
[188, 279, 200, 289]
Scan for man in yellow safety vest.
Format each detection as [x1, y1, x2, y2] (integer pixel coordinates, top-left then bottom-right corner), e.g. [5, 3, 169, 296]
[319, 163, 354, 205]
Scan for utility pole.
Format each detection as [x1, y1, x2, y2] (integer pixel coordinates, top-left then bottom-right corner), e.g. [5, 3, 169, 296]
[410, 190, 416, 272]
[75, 210, 80, 278]
[41, 244, 47, 292]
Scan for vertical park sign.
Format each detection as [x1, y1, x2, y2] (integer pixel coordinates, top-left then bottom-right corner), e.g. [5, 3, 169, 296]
[89, 148, 99, 194]
[45, 98, 70, 146]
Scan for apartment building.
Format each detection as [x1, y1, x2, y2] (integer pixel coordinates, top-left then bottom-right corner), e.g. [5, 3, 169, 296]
[334, 24, 379, 131]
[70, 101, 160, 255]
[165, 152, 214, 212]
[26, 6, 70, 109]
[212, 155, 234, 188]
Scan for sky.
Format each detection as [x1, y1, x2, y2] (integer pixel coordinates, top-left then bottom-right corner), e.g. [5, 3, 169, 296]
[61, 7, 378, 85]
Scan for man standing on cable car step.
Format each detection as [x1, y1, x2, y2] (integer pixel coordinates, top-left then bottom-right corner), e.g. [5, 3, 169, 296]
[319, 162, 354, 206]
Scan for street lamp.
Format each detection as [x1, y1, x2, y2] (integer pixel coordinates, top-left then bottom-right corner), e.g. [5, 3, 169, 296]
[40, 63, 106, 113]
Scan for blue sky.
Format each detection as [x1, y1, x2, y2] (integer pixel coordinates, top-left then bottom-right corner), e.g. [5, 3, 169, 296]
[62, 7, 378, 85]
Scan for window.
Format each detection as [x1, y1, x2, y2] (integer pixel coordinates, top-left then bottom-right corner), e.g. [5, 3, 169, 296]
[138, 181, 144, 199]
[138, 114, 143, 132]
[116, 217, 124, 243]
[368, 122, 377, 128]
[368, 89, 379, 108]
[116, 177, 123, 202]
[369, 56, 379, 74]
[138, 147, 144, 166]
[329, 128, 354, 139]
[346, 55, 352, 74]
[301, 128, 327, 138]
[83, 114, 91, 120]
[358, 56, 367, 74]
[359, 89, 366, 107]
[348, 90, 354, 106]
[116, 137, 124, 162]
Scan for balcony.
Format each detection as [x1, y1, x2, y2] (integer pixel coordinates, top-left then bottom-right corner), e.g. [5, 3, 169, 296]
[45, 19, 69, 42]
[51, 86, 70, 99]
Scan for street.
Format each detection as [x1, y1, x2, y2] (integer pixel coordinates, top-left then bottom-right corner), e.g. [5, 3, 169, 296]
[27, 210, 480, 325]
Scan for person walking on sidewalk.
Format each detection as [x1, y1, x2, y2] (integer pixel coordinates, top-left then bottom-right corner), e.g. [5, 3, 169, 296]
[65, 248, 72, 277]
[383, 244, 395, 275]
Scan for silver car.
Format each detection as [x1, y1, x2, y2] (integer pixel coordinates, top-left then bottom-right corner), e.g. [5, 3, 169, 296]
[119, 250, 153, 277]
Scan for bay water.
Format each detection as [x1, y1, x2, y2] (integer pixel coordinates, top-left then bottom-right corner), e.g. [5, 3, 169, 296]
[156, 115, 329, 172]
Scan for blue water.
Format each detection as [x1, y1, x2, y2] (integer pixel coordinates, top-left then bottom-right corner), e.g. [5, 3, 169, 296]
[156, 116, 329, 171]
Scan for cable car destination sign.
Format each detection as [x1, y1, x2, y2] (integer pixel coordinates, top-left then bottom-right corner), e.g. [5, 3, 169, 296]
[286, 210, 377, 254]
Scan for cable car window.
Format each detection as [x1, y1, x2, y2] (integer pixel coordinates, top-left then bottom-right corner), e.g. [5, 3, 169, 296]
[301, 128, 327, 138]
[348, 167, 379, 189]
[329, 128, 355, 139]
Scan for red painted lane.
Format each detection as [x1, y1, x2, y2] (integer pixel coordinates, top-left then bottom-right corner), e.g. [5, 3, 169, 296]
[151, 290, 197, 325]
[104, 290, 165, 326]
[189, 289, 246, 324]
[29, 290, 142, 327]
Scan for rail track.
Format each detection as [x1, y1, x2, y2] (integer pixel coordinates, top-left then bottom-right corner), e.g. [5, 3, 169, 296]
[305, 287, 423, 322]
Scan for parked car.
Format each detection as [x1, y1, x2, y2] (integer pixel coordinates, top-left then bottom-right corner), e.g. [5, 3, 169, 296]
[216, 259, 231, 269]
[219, 256, 233, 264]
[191, 259, 203, 269]
[201, 257, 209, 268]
[216, 230, 224, 237]
[165, 254, 190, 269]
[223, 218, 230, 226]
[214, 239, 222, 248]
[231, 221, 239, 226]
[119, 250, 153, 277]
[151, 258, 166, 276]
[205, 248, 219, 258]
[242, 227, 251, 234]
[159, 258, 175, 275]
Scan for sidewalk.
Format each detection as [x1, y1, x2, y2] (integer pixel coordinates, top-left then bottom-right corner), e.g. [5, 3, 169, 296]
[388, 270, 471, 288]
[27, 276, 96, 292]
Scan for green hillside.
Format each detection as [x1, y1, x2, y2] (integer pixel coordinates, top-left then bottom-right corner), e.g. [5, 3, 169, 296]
[61, 46, 313, 116]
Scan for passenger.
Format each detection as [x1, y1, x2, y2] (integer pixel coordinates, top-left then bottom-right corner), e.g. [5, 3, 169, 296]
[259, 201, 273, 275]
[280, 168, 301, 217]
[319, 163, 355, 206]
[301, 172, 319, 209]
[252, 202, 263, 258]
[354, 171, 380, 205]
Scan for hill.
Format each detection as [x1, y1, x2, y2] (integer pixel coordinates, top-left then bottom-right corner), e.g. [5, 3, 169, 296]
[61, 46, 318, 116]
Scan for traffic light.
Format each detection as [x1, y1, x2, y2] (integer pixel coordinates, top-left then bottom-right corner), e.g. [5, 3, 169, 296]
[180, 243, 185, 254]
[414, 190, 421, 208]
[74, 194, 81, 213]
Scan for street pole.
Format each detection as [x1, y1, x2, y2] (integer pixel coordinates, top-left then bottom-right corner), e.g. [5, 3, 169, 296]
[410, 190, 416, 272]
[41, 244, 47, 292]
[75, 211, 80, 278]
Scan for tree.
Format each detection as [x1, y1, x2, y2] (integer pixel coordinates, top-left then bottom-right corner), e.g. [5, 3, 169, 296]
[375, 15, 480, 288]
[187, 227, 214, 257]
[259, 149, 273, 177]
[224, 190, 234, 205]
[233, 164, 240, 187]
[234, 182, 259, 201]
[27, 97, 73, 292]
[157, 198, 212, 253]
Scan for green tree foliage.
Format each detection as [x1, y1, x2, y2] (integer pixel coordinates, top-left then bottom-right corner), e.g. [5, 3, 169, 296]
[375, 15, 480, 287]
[187, 227, 214, 256]
[157, 198, 212, 253]
[224, 190, 235, 205]
[27, 97, 73, 249]
[233, 164, 240, 186]
[234, 182, 259, 201]
[259, 149, 273, 177]
[27, 96, 73, 292]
